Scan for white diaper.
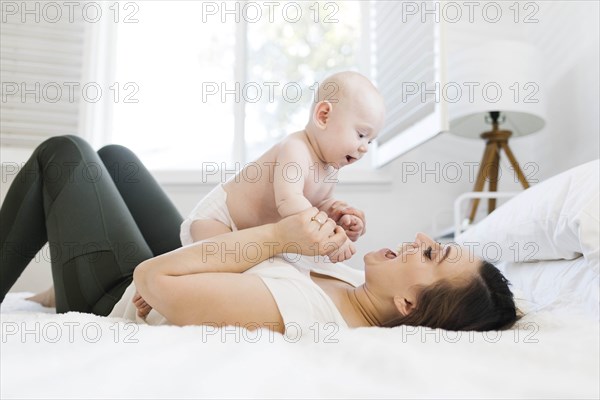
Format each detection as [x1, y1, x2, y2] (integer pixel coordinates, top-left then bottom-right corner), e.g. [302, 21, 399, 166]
[179, 183, 238, 247]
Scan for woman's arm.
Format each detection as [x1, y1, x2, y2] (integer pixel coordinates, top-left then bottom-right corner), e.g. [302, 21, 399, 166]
[133, 208, 345, 328]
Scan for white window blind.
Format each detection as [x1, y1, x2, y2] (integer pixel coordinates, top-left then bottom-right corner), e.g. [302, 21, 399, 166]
[372, 1, 447, 167]
[0, 10, 86, 147]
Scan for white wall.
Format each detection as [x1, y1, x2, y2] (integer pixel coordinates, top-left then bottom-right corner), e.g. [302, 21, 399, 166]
[3, 1, 599, 293]
[527, 1, 600, 176]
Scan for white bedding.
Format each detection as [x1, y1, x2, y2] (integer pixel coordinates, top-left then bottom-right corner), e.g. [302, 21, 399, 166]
[2, 274, 599, 399]
[496, 257, 600, 318]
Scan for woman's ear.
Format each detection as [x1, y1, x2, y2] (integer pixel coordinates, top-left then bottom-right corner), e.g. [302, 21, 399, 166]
[313, 100, 333, 128]
[394, 295, 415, 316]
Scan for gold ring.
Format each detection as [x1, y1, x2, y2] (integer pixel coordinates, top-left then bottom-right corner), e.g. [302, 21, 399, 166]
[311, 215, 326, 225]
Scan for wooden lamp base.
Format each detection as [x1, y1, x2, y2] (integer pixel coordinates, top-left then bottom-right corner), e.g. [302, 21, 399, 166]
[468, 128, 531, 223]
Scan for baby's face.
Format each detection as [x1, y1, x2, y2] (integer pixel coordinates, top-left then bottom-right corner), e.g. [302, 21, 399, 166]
[318, 94, 385, 168]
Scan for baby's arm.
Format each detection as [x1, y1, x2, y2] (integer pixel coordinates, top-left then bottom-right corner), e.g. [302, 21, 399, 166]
[274, 140, 313, 218]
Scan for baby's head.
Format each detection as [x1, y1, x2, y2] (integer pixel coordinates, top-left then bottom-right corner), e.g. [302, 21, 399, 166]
[305, 71, 386, 168]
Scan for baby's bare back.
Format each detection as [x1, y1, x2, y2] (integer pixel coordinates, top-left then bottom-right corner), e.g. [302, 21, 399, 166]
[224, 131, 336, 230]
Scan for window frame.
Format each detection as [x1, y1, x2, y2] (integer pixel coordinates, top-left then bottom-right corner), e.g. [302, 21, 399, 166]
[370, 2, 448, 168]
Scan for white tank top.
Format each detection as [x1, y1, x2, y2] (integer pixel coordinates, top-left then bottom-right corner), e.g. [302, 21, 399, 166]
[108, 254, 365, 339]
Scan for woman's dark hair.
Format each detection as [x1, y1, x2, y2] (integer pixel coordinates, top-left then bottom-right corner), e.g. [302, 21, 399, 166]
[383, 261, 523, 331]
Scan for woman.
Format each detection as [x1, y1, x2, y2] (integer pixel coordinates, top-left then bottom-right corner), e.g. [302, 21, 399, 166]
[0, 135, 521, 335]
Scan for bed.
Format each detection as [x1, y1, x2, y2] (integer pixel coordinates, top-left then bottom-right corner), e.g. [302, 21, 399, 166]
[0, 285, 598, 399]
[2, 160, 599, 399]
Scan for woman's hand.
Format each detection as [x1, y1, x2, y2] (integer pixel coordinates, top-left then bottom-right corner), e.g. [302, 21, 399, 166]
[274, 207, 348, 258]
[132, 290, 152, 318]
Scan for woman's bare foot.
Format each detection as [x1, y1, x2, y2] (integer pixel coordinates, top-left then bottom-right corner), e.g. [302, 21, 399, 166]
[26, 285, 56, 308]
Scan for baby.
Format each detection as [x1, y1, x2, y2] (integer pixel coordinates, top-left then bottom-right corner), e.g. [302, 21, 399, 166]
[180, 71, 386, 261]
[30, 71, 386, 315]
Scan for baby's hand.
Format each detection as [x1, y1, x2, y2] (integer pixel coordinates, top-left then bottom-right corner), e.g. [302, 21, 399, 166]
[327, 237, 356, 263]
[339, 214, 365, 242]
[323, 200, 367, 241]
[133, 290, 152, 318]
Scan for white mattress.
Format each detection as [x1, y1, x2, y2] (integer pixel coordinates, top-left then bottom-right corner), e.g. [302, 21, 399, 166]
[2, 264, 599, 400]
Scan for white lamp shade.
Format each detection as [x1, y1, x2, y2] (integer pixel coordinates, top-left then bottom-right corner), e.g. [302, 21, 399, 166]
[447, 40, 547, 138]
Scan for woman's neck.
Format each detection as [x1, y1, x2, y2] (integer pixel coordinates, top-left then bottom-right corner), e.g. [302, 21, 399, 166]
[310, 273, 383, 328]
[344, 285, 398, 328]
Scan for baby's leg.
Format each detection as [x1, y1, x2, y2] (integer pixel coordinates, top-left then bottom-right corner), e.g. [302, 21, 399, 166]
[189, 219, 232, 243]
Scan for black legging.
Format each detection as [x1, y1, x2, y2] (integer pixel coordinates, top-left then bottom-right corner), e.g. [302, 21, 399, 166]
[0, 135, 183, 315]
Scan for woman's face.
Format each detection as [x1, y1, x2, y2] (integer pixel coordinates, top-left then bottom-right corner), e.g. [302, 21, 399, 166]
[363, 233, 480, 307]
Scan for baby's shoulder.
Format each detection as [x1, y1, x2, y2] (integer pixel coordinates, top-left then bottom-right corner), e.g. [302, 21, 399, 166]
[277, 132, 312, 158]
[280, 131, 310, 147]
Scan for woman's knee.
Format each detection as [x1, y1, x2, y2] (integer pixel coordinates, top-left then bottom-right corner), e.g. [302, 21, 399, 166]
[40, 134, 91, 149]
[37, 135, 95, 164]
[34, 135, 103, 196]
[97, 143, 138, 163]
[97, 144, 144, 182]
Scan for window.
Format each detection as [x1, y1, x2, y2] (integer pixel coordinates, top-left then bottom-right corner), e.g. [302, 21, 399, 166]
[110, 1, 367, 171]
[2, 1, 442, 173]
[0, 8, 86, 146]
[111, 1, 235, 169]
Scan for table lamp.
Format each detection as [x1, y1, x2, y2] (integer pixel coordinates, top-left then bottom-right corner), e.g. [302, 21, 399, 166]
[448, 40, 547, 223]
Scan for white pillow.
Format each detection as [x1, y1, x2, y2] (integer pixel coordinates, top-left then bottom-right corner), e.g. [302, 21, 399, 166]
[496, 258, 599, 319]
[455, 159, 599, 276]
